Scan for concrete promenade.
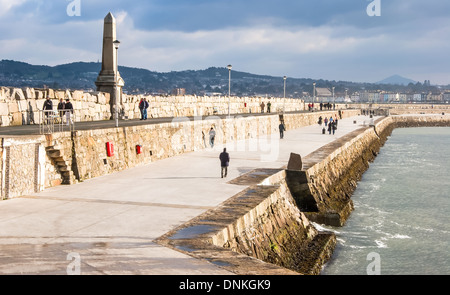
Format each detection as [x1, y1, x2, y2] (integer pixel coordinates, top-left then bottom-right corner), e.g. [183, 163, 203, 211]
[0, 113, 377, 275]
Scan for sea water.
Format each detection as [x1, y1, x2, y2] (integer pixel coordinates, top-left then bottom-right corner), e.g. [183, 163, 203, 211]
[321, 127, 450, 275]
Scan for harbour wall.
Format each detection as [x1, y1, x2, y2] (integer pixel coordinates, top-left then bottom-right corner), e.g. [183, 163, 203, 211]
[1, 111, 450, 274]
[3, 85, 449, 128]
[0, 109, 360, 199]
[0, 86, 308, 127]
[158, 113, 450, 274]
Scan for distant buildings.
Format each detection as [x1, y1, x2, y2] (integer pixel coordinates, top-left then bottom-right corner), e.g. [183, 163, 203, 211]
[355, 90, 449, 103]
[171, 88, 186, 96]
[315, 87, 332, 102]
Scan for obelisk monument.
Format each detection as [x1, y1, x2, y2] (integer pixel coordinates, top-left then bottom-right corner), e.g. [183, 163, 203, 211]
[95, 12, 124, 119]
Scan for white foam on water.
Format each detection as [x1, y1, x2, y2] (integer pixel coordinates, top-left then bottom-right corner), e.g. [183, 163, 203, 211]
[375, 240, 388, 248]
[311, 222, 340, 234]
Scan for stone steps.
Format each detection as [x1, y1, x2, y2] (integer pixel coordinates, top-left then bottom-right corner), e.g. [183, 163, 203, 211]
[45, 145, 76, 185]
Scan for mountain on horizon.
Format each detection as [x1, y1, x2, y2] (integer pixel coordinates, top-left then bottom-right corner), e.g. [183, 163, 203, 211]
[0, 59, 329, 96]
[0, 60, 442, 96]
[376, 75, 417, 86]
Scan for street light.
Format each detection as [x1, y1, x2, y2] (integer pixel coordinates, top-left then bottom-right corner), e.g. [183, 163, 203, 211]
[283, 76, 287, 113]
[113, 40, 121, 127]
[227, 64, 232, 117]
[313, 82, 316, 110]
[332, 86, 335, 105]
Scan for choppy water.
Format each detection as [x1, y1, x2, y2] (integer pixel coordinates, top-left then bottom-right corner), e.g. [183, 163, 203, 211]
[321, 127, 450, 275]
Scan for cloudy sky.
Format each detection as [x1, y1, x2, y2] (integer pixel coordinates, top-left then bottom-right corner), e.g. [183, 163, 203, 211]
[0, 0, 449, 84]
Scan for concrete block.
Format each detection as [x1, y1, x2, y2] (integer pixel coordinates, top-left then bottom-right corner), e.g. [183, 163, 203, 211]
[287, 153, 303, 171]
[47, 89, 55, 99]
[13, 88, 25, 100]
[11, 112, 23, 126]
[0, 103, 9, 116]
[22, 88, 35, 99]
[8, 102, 19, 113]
[55, 91, 65, 99]
[35, 90, 44, 99]
[0, 115, 10, 126]
[36, 99, 45, 110]
[72, 91, 83, 100]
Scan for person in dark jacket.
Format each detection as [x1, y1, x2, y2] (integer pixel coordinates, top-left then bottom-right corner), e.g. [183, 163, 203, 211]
[139, 98, 149, 120]
[219, 148, 230, 178]
[139, 98, 145, 120]
[43, 97, 53, 122]
[57, 98, 65, 122]
[279, 122, 286, 139]
[64, 98, 74, 126]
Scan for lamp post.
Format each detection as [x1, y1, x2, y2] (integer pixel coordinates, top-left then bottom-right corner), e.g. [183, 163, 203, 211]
[227, 64, 232, 117]
[113, 40, 121, 127]
[332, 86, 335, 105]
[313, 82, 316, 110]
[283, 76, 287, 113]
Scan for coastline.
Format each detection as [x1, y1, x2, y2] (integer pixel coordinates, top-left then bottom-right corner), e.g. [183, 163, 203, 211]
[158, 113, 450, 275]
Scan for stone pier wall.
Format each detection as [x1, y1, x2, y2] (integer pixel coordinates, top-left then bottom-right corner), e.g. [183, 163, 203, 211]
[289, 113, 450, 227]
[1, 110, 450, 274]
[157, 169, 337, 275]
[0, 109, 360, 199]
[49, 109, 362, 184]
[0, 136, 45, 200]
[0, 86, 309, 127]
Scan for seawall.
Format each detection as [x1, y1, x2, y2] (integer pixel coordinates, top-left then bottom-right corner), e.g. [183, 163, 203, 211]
[1, 111, 449, 274]
[0, 109, 360, 199]
[0, 86, 309, 127]
[289, 113, 450, 227]
[157, 113, 450, 274]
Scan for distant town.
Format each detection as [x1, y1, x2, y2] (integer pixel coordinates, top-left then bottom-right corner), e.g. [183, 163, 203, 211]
[1, 59, 449, 104]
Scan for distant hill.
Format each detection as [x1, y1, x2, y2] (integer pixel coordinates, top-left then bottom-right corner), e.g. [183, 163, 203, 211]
[0, 59, 330, 96]
[0, 60, 443, 97]
[376, 75, 417, 86]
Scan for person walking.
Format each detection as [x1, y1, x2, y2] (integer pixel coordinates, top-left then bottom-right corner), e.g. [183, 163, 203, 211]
[260, 101, 265, 113]
[209, 127, 216, 148]
[279, 121, 286, 139]
[267, 101, 271, 113]
[219, 148, 230, 178]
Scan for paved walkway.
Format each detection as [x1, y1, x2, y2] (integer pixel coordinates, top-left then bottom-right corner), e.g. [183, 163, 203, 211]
[0, 113, 376, 275]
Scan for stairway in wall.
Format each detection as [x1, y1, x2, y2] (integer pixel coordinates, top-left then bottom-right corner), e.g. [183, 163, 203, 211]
[45, 145, 76, 185]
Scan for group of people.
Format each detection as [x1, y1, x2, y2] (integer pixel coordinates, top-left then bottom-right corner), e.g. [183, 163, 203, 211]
[320, 102, 335, 111]
[260, 101, 271, 113]
[318, 115, 339, 135]
[138, 98, 149, 120]
[308, 102, 336, 112]
[43, 97, 74, 125]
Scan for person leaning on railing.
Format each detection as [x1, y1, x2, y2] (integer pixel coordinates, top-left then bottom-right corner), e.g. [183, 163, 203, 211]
[64, 98, 74, 126]
[43, 97, 53, 123]
[57, 98, 65, 123]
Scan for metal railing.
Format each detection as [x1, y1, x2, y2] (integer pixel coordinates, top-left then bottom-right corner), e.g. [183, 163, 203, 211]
[39, 110, 75, 134]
